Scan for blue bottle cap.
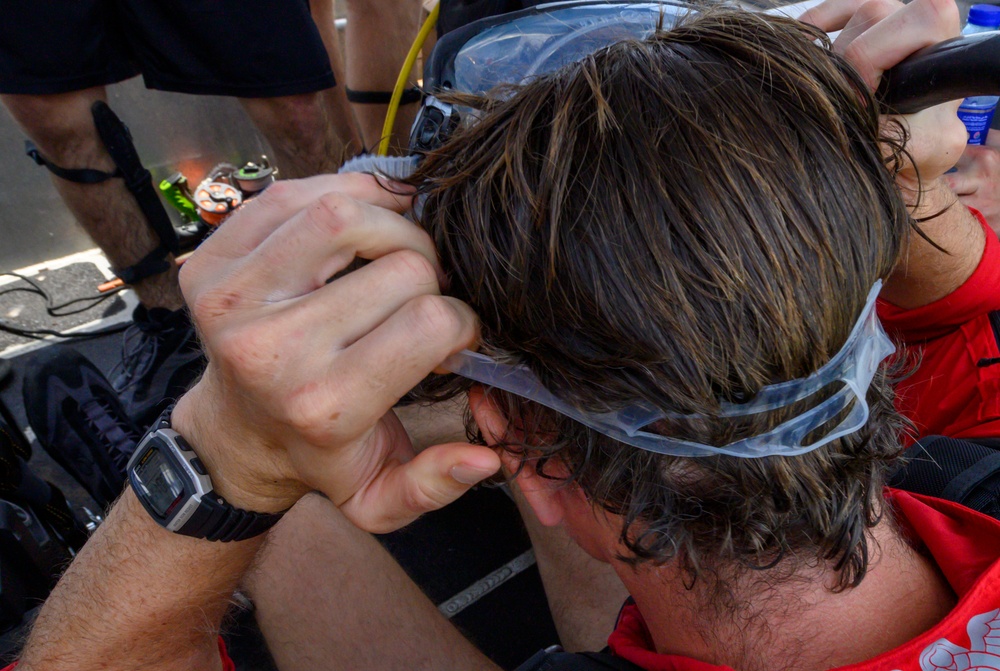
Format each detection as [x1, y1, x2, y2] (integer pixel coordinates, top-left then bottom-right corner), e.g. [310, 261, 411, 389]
[968, 4, 1000, 28]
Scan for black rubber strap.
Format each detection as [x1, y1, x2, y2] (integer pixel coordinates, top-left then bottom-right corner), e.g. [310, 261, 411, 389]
[112, 245, 172, 285]
[92, 102, 180, 256]
[25, 140, 122, 184]
[200, 496, 285, 542]
[345, 86, 422, 105]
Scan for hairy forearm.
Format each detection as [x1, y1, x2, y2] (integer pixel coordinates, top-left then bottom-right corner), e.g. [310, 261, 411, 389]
[18, 488, 262, 670]
[17, 387, 291, 670]
[882, 178, 986, 309]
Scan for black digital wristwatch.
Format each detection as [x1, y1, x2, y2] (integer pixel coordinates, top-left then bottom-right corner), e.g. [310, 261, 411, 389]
[127, 406, 285, 542]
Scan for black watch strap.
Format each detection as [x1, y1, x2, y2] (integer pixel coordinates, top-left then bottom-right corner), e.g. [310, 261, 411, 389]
[181, 491, 285, 542]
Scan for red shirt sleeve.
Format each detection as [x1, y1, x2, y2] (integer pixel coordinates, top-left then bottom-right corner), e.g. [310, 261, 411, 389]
[1, 636, 234, 671]
[877, 209, 1000, 439]
[878, 208, 1000, 342]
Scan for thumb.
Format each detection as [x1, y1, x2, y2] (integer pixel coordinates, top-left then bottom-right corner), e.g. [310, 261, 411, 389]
[339, 443, 501, 533]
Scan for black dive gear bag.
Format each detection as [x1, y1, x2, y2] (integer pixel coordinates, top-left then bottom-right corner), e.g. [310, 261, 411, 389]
[890, 435, 1000, 520]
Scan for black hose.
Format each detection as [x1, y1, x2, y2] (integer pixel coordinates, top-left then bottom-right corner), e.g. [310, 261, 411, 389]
[879, 31, 1000, 114]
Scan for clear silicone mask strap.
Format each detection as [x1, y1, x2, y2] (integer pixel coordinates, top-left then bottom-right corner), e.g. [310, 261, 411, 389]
[442, 280, 895, 458]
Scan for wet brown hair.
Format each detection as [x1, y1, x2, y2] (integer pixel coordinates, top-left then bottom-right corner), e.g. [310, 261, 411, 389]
[410, 9, 911, 590]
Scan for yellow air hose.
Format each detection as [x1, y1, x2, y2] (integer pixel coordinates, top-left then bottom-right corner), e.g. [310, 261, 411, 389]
[377, 2, 440, 156]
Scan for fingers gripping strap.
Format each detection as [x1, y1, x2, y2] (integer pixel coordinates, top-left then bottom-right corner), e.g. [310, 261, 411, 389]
[346, 87, 423, 104]
[25, 141, 122, 184]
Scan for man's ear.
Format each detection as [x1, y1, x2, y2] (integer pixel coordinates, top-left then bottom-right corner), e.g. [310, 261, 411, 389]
[468, 386, 569, 527]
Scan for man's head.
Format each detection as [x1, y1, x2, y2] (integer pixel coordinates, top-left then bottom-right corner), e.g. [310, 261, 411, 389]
[413, 9, 911, 589]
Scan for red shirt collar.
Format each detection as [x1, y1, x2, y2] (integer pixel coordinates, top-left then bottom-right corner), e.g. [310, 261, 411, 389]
[608, 489, 1000, 671]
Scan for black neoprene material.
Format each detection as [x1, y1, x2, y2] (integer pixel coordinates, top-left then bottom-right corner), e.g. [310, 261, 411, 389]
[25, 140, 122, 184]
[345, 86, 423, 104]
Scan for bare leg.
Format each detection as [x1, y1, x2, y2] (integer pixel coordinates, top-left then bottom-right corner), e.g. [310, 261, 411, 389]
[240, 92, 353, 179]
[309, 0, 363, 156]
[344, 0, 423, 153]
[245, 493, 500, 671]
[508, 482, 629, 652]
[2, 88, 183, 310]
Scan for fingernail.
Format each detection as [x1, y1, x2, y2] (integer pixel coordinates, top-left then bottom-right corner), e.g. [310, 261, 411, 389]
[451, 464, 494, 485]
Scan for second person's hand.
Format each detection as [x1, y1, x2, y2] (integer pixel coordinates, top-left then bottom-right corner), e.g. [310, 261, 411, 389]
[172, 173, 501, 533]
[801, 0, 966, 195]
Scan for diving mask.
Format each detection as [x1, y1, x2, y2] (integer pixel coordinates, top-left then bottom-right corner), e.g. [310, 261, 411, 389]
[411, 1, 689, 153]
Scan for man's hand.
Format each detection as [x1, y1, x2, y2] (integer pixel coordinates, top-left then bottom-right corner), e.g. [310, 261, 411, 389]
[944, 137, 1000, 236]
[801, 0, 985, 309]
[175, 173, 500, 533]
[18, 174, 502, 671]
[801, 0, 966, 195]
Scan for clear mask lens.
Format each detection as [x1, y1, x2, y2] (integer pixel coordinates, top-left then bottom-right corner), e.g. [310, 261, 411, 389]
[451, 3, 689, 95]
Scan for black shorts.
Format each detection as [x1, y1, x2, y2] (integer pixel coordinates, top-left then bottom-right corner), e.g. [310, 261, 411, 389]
[0, 0, 336, 97]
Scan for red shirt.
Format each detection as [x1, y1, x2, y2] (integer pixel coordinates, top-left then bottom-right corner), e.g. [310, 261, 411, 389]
[608, 489, 1000, 671]
[878, 209, 1000, 441]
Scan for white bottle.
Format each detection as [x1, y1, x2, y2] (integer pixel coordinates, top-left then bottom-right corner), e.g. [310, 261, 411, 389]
[958, 5, 1000, 145]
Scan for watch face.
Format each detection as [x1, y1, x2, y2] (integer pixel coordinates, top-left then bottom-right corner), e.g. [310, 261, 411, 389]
[133, 445, 186, 518]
